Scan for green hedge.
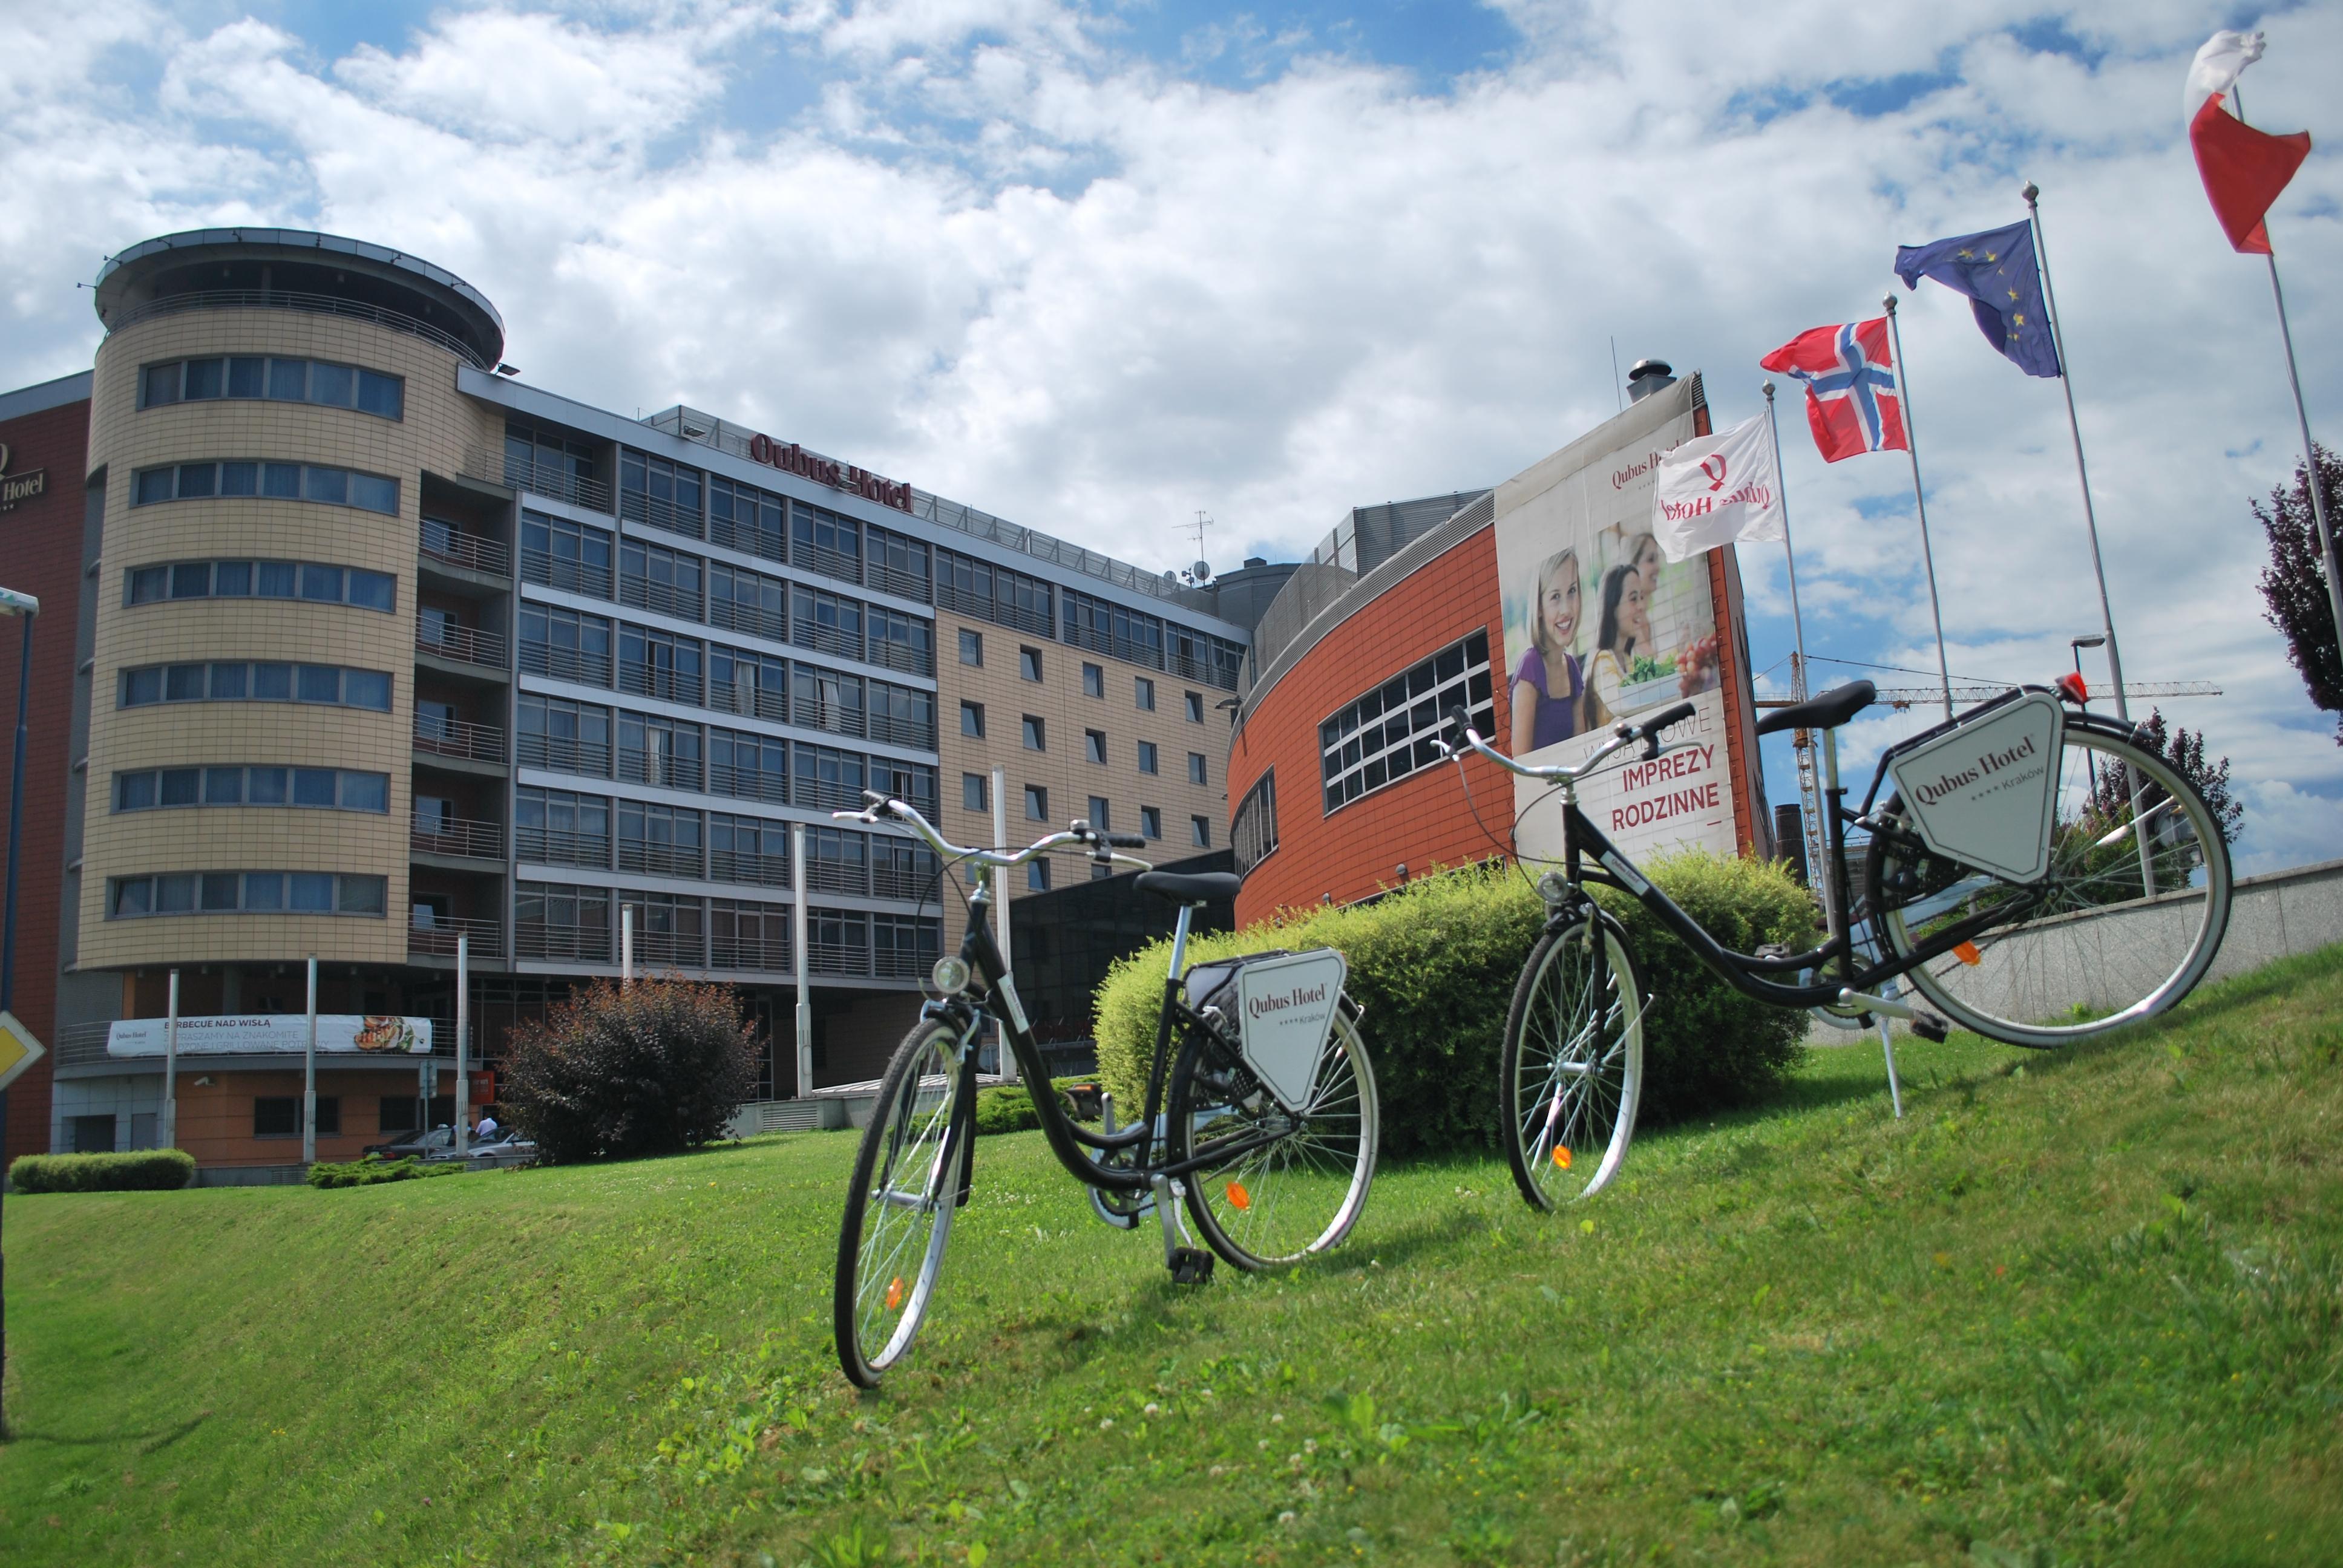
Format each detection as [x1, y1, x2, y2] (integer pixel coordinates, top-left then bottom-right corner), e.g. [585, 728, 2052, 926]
[974, 1076, 1102, 1137]
[306, 1155, 468, 1189]
[1094, 855, 1812, 1160]
[10, 1149, 195, 1194]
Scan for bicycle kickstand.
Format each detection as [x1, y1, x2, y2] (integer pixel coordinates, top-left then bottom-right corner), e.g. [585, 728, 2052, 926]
[1153, 1174, 1214, 1284]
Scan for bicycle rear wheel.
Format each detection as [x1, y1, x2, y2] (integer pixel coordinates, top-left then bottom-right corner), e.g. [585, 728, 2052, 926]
[1500, 912, 1644, 1210]
[834, 1017, 974, 1388]
[1865, 722, 2232, 1047]
[1168, 1010, 1378, 1270]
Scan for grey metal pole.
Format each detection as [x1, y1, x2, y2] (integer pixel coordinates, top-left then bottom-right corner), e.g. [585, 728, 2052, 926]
[1879, 296, 1956, 720]
[164, 970, 179, 1149]
[0, 594, 33, 1441]
[791, 823, 811, 1097]
[302, 955, 318, 1166]
[991, 765, 1016, 1083]
[1763, 382, 1830, 918]
[621, 904, 634, 986]
[453, 933, 469, 1156]
[2229, 85, 2343, 661]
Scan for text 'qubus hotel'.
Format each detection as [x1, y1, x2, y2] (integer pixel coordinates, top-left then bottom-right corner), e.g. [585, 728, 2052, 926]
[4, 228, 1256, 1175]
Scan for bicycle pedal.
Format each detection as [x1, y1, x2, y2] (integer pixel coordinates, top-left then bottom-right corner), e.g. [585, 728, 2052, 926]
[1167, 1246, 1216, 1285]
[1911, 1011, 1949, 1044]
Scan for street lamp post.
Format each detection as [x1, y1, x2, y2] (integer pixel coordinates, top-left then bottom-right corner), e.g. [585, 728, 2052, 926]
[0, 584, 40, 1440]
[2071, 635, 2107, 797]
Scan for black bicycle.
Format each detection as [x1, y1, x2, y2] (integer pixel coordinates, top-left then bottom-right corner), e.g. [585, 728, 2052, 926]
[1444, 677, 2233, 1212]
[828, 792, 1378, 1388]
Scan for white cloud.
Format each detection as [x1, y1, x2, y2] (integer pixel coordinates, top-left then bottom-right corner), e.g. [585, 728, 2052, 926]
[2, 0, 2336, 871]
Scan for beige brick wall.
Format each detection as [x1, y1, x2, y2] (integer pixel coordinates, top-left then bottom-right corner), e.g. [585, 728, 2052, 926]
[79, 310, 499, 970]
[933, 613, 1228, 950]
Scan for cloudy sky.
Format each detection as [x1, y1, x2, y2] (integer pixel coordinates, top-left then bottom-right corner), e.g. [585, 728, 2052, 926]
[5, 0, 2336, 872]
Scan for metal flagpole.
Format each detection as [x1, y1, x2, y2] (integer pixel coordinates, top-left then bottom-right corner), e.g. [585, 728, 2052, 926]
[991, 765, 1017, 1084]
[1763, 381, 1830, 912]
[1879, 295, 1956, 720]
[164, 970, 179, 1149]
[2023, 183, 2133, 726]
[2027, 182, 2157, 895]
[453, 933, 469, 1157]
[2230, 85, 2343, 658]
[302, 955, 318, 1166]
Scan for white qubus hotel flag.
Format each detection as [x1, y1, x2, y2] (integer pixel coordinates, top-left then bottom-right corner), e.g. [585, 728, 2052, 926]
[1648, 416, 1784, 562]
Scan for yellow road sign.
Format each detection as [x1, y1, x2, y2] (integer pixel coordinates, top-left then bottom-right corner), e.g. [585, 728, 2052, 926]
[0, 1010, 47, 1093]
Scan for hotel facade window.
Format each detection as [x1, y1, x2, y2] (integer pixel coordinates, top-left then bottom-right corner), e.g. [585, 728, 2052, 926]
[1319, 630, 1495, 815]
[140, 355, 404, 419]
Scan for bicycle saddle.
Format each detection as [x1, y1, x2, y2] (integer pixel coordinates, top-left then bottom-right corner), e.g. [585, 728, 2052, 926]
[1754, 679, 1876, 736]
[1136, 871, 1242, 904]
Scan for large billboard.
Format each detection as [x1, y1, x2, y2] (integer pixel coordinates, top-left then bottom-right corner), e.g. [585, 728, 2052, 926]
[1491, 376, 1746, 865]
[108, 1014, 435, 1057]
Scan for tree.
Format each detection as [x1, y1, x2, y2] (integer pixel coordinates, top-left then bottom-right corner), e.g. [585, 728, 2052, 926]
[503, 976, 760, 1164]
[2087, 708, 2244, 846]
[2253, 443, 2342, 743]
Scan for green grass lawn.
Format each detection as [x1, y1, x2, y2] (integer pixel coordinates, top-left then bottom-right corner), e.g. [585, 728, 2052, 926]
[5, 947, 2341, 1567]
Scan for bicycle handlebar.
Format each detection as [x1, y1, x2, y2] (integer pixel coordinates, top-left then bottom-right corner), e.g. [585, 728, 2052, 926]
[1441, 701, 1698, 783]
[832, 792, 1156, 874]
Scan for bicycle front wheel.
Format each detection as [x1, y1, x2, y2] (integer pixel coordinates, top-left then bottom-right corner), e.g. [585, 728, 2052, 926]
[1866, 721, 2232, 1048]
[1501, 913, 1645, 1210]
[834, 1017, 974, 1388]
[1168, 1009, 1378, 1270]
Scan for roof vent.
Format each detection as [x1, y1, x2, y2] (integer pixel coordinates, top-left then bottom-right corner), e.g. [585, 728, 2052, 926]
[1627, 357, 1676, 403]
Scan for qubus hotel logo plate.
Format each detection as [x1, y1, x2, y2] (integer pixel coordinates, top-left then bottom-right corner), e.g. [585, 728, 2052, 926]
[1234, 948, 1348, 1113]
[0, 442, 48, 512]
[1886, 692, 2066, 883]
[744, 432, 913, 514]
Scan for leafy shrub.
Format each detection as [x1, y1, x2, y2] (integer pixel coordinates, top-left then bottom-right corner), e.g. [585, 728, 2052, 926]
[1094, 855, 1811, 1158]
[973, 1077, 1100, 1137]
[502, 976, 759, 1165]
[306, 1155, 467, 1189]
[10, 1149, 195, 1194]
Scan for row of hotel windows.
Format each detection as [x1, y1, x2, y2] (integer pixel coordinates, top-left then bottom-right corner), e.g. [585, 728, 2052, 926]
[115, 766, 389, 814]
[521, 578, 936, 685]
[519, 694, 940, 817]
[953, 627, 1215, 722]
[537, 438, 1245, 690]
[514, 788, 942, 899]
[109, 871, 388, 919]
[1319, 630, 1496, 815]
[515, 635, 936, 748]
[120, 662, 392, 711]
[513, 882, 940, 975]
[132, 460, 400, 516]
[956, 702, 1208, 782]
[125, 559, 396, 612]
[140, 355, 405, 420]
[957, 775, 1210, 862]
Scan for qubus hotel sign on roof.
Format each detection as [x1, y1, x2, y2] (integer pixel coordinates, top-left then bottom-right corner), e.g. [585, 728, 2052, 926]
[0, 443, 48, 512]
[744, 431, 914, 514]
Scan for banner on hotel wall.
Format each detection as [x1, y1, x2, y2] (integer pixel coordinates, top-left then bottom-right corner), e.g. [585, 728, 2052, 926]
[107, 1014, 435, 1057]
[1490, 376, 1743, 866]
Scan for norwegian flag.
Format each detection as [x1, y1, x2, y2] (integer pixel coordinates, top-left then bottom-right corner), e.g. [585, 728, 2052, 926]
[1759, 319, 1909, 463]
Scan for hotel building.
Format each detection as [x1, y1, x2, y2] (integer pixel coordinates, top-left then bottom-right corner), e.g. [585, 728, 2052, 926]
[20, 227, 1245, 1173]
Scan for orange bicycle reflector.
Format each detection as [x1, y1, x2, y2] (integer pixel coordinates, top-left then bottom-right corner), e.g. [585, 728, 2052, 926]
[1552, 1145, 1573, 1171]
[1953, 941, 1982, 966]
[885, 1276, 905, 1311]
[1225, 1180, 1252, 1210]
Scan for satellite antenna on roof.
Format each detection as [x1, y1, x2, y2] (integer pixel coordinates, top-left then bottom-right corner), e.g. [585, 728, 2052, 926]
[1182, 510, 1215, 584]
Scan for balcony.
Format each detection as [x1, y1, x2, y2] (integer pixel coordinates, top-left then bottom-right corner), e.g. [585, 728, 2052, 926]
[707, 598, 788, 645]
[706, 681, 787, 725]
[791, 621, 861, 662]
[620, 489, 703, 541]
[414, 713, 506, 765]
[517, 733, 611, 777]
[632, 927, 706, 969]
[710, 933, 792, 972]
[473, 449, 612, 514]
[412, 815, 505, 861]
[113, 289, 491, 370]
[865, 558, 930, 604]
[619, 575, 704, 623]
[808, 941, 870, 978]
[868, 637, 934, 678]
[410, 915, 504, 960]
[617, 747, 703, 792]
[421, 519, 512, 578]
[515, 921, 611, 963]
[875, 942, 936, 980]
[515, 826, 610, 869]
[418, 621, 507, 670]
[618, 840, 704, 879]
[792, 774, 865, 814]
[710, 848, 791, 888]
[867, 710, 936, 750]
[617, 661, 702, 707]
[706, 761, 787, 806]
[520, 547, 614, 600]
[518, 641, 612, 688]
[873, 861, 937, 901]
[796, 541, 862, 586]
[806, 857, 868, 897]
[795, 701, 865, 742]
[709, 512, 786, 566]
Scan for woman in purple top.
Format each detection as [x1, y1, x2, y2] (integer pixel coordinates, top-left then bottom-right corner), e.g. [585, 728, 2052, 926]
[1510, 548, 1585, 755]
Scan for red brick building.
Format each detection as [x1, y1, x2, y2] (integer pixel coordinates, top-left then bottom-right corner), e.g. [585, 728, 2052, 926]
[0, 371, 93, 1163]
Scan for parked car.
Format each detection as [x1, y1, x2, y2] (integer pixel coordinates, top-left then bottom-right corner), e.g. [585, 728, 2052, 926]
[363, 1124, 457, 1161]
[464, 1130, 538, 1169]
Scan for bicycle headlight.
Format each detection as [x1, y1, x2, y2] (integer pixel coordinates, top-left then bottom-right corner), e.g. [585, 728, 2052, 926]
[931, 956, 971, 995]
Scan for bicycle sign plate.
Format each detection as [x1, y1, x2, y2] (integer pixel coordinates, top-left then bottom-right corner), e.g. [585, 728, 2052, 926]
[1886, 691, 2066, 883]
[1234, 948, 1349, 1114]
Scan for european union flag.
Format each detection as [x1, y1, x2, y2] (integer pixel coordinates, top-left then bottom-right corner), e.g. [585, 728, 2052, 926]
[1893, 221, 2062, 379]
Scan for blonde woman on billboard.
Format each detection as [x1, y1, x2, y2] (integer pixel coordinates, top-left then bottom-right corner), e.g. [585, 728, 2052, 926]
[1510, 548, 1588, 754]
